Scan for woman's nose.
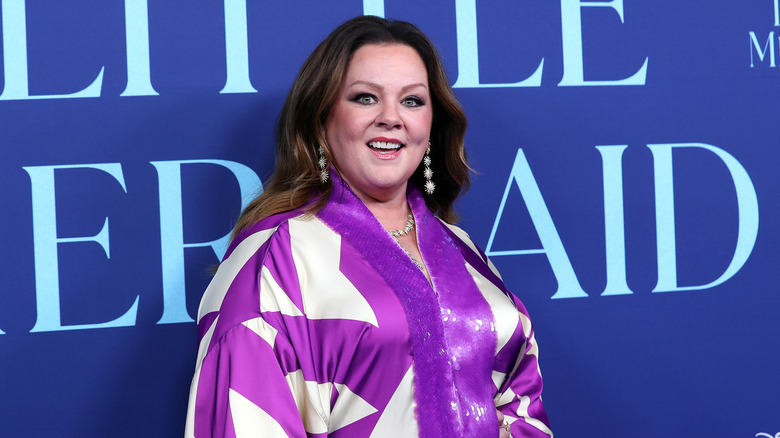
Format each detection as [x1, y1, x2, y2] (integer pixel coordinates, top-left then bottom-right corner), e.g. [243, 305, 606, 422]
[375, 104, 402, 129]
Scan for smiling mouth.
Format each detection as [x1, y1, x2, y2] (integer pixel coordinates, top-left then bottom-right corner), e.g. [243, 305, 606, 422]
[367, 141, 404, 152]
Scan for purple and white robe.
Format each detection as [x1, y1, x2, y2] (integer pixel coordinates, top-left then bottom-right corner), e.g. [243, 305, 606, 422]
[185, 173, 552, 438]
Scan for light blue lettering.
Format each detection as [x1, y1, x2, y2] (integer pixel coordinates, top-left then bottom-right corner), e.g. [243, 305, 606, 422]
[648, 143, 759, 292]
[221, 0, 258, 94]
[486, 149, 587, 299]
[558, 0, 648, 86]
[23, 164, 139, 332]
[749, 31, 776, 67]
[0, 0, 104, 100]
[452, 0, 544, 88]
[151, 160, 262, 324]
[363, 0, 385, 17]
[596, 145, 632, 296]
[121, 0, 158, 96]
[775, 0, 779, 27]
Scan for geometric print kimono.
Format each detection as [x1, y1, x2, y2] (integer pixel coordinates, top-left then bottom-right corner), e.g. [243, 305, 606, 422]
[185, 171, 553, 437]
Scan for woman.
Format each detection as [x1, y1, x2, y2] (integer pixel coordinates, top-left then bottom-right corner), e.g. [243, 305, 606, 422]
[185, 16, 552, 438]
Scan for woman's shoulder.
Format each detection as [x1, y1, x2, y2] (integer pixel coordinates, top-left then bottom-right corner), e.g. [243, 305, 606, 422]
[437, 219, 506, 283]
[216, 204, 345, 289]
[438, 220, 484, 258]
[225, 208, 310, 257]
[227, 207, 340, 263]
[196, 209, 320, 337]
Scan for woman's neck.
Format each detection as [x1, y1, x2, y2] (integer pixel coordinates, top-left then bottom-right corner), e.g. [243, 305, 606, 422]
[364, 195, 411, 233]
[350, 185, 411, 233]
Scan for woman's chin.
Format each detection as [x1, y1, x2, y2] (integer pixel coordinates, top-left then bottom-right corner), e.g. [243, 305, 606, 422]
[351, 178, 409, 203]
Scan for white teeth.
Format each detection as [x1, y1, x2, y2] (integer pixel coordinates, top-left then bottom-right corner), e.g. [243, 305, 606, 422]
[368, 141, 402, 150]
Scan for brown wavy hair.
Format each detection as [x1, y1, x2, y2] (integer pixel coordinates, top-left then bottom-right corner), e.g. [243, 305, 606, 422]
[233, 15, 469, 237]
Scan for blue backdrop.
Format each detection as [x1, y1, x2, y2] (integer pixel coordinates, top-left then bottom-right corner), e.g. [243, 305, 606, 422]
[1, 1, 777, 436]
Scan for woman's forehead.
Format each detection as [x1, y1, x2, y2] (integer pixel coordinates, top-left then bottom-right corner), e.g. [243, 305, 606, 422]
[343, 44, 428, 87]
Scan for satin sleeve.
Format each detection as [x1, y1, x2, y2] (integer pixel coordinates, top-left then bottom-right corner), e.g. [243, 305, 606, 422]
[186, 317, 320, 437]
[495, 295, 553, 438]
[184, 225, 331, 438]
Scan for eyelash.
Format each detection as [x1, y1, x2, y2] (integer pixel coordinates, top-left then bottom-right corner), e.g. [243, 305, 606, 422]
[402, 96, 425, 107]
[350, 93, 377, 105]
[349, 93, 426, 107]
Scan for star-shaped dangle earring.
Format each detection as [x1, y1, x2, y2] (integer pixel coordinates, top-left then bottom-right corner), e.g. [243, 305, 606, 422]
[423, 142, 434, 195]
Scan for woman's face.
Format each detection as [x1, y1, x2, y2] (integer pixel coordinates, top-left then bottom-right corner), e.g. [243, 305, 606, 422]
[325, 43, 433, 204]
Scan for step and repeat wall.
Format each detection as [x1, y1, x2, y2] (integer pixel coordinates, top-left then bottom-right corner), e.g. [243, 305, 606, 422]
[1, 1, 777, 436]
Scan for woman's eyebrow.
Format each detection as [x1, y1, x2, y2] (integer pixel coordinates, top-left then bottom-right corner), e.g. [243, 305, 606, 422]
[346, 80, 429, 92]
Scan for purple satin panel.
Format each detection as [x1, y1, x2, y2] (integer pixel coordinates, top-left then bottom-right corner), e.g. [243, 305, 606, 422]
[409, 188, 499, 437]
[195, 324, 307, 438]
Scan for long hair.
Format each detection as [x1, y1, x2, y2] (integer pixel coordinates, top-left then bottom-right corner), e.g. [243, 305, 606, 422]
[233, 15, 469, 237]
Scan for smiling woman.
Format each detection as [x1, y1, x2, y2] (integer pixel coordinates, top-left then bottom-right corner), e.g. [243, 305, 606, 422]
[185, 15, 552, 438]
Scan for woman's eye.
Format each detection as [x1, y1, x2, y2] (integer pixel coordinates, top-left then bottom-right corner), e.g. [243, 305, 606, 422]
[351, 94, 377, 105]
[402, 96, 424, 107]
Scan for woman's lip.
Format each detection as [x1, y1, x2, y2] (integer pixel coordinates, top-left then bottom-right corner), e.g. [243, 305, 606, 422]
[368, 137, 404, 144]
[369, 147, 402, 160]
